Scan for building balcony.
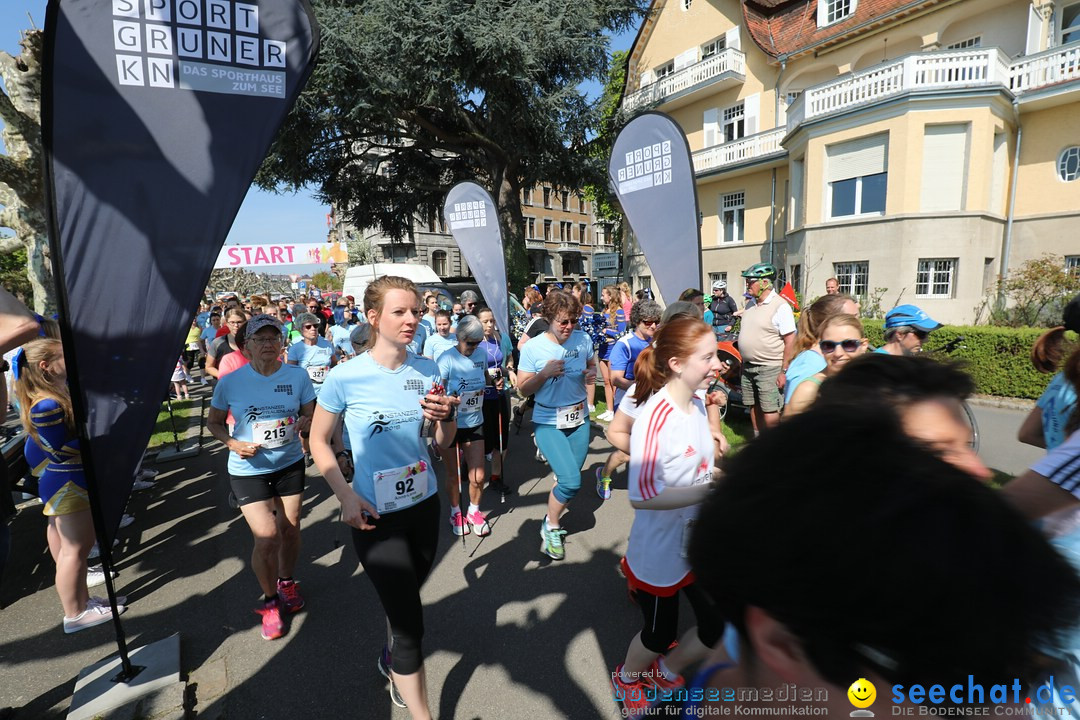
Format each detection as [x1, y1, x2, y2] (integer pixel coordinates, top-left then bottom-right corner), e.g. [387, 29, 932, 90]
[787, 43, 1080, 133]
[623, 48, 746, 113]
[555, 241, 582, 253]
[525, 238, 546, 250]
[692, 127, 787, 175]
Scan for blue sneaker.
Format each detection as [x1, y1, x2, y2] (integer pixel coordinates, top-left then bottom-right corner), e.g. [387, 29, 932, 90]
[596, 467, 612, 500]
[540, 516, 567, 561]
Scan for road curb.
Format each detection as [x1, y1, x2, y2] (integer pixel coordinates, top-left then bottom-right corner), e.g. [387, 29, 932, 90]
[969, 395, 1035, 411]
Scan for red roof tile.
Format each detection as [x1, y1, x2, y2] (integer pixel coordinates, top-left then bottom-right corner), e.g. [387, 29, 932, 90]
[743, 0, 941, 58]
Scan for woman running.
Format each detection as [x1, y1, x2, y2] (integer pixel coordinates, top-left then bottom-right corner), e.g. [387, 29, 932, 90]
[517, 289, 597, 561]
[16, 338, 126, 633]
[595, 286, 625, 423]
[437, 316, 491, 537]
[609, 316, 724, 715]
[476, 306, 515, 495]
[310, 276, 455, 718]
[207, 316, 316, 640]
[784, 313, 869, 418]
[205, 308, 246, 380]
[421, 310, 456, 361]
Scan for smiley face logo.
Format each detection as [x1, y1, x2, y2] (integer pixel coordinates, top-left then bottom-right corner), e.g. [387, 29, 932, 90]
[848, 678, 877, 709]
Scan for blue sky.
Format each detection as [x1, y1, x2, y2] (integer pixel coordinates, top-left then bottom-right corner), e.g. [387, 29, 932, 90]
[1, 1, 638, 271]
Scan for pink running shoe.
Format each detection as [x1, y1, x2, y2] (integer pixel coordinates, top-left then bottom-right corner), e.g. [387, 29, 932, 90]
[255, 598, 284, 640]
[467, 510, 491, 537]
[450, 510, 470, 537]
[277, 579, 305, 613]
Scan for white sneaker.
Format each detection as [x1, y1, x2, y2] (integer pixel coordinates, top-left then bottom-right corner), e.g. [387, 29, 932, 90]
[64, 603, 125, 633]
[87, 565, 118, 588]
[118, 514, 135, 529]
[131, 479, 155, 491]
[588, 404, 596, 414]
[535, 447, 547, 464]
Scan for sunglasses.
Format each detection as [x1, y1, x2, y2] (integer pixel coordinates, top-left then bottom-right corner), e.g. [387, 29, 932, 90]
[554, 318, 577, 326]
[910, 329, 929, 340]
[819, 339, 862, 354]
[303, 324, 319, 329]
[465, 340, 481, 347]
[641, 319, 659, 327]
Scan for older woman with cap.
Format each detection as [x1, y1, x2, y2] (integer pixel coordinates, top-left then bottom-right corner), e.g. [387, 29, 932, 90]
[208, 315, 317, 641]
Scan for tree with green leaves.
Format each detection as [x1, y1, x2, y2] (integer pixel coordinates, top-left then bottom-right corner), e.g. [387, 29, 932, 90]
[0, 29, 55, 312]
[257, 0, 646, 290]
[583, 48, 629, 253]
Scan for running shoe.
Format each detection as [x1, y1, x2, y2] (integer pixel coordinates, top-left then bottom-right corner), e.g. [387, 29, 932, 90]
[467, 510, 491, 537]
[540, 517, 567, 561]
[598, 410, 615, 422]
[64, 602, 124, 634]
[535, 447, 547, 464]
[645, 658, 685, 696]
[596, 467, 612, 500]
[488, 477, 515, 496]
[450, 511, 470, 537]
[255, 598, 284, 640]
[277, 579, 305, 613]
[87, 564, 118, 588]
[611, 664, 653, 716]
[377, 647, 407, 708]
[377, 645, 392, 680]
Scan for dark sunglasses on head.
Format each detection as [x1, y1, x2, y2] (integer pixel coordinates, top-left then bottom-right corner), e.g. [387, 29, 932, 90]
[819, 339, 862, 354]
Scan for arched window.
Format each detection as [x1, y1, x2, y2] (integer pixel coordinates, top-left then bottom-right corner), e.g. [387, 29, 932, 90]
[432, 250, 447, 277]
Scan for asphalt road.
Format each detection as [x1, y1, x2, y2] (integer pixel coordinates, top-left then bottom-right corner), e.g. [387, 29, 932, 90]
[969, 401, 1044, 476]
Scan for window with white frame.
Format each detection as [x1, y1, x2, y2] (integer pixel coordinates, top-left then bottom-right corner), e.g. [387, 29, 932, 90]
[946, 36, 982, 49]
[723, 103, 745, 143]
[1059, 147, 1080, 182]
[827, 135, 888, 220]
[560, 221, 572, 242]
[522, 187, 533, 206]
[721, 192, 745, 244]
[701, 37, 726, 59]
[916, 259, 957, 298]
[833, 261, 869, 297]
[432, 250, 447, 277]
[1063, 2, 1080, 44]
[655, 61, 675, 79]
[523, 217, 536, 239]
[543, 218, 552, 241]
[709, 272, 728, 287]
[818, 0, 855, 26]
[543, 187, 551, 208]
[1067, 256, 1080, 278]
[561, 191, 570, 211]
[579, 223, 588, 243]
[638, 276, 652, 293]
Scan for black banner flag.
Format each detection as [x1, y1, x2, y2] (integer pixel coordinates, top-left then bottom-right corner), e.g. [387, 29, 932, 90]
[42, 0, 320, 548]
[608, 111, 701, 305]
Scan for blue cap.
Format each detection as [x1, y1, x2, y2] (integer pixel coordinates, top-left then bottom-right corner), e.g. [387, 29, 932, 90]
[884, 304, 942, 331]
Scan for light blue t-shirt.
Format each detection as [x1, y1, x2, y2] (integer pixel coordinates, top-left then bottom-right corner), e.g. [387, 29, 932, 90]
[784, 349, 827, 402]
[610, 332, 651, 406]
[408, 322, 429, 356]
[519, 329, 594, 426]
[329, 324, 354, 358]
[437, 347, 487, 429]
[318, 352, 440, 512]
[287, 337, 336, 391]
[211, 363, 316, 476]
[1038, 372, 1078, 450]
[423, 333, 457, 361]
[200, 326, 218, 344]
[421, 315, 438, 333]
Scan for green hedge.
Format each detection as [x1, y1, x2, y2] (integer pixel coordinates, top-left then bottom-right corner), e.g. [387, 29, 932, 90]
[861, 320, 1076, 400]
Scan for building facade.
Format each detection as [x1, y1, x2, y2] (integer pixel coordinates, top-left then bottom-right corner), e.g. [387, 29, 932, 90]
[332, 184, 613, 286]
[621, 0, 1080, 322]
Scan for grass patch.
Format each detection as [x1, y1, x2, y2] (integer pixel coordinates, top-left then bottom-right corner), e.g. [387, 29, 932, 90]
[147, 399, 202, 452]
[721, 409, 754, 455]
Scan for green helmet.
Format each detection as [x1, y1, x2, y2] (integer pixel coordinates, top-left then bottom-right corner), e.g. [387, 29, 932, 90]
[741, 262, 777, 280]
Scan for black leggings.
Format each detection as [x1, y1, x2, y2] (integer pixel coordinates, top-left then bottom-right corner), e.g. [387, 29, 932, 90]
[634, 583, 724, 654]
[351, 494, 440, 674]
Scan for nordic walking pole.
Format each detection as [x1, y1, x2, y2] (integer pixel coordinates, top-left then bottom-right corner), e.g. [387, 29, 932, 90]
[456, 441, 466, 551]
[497, 398, 505, 504]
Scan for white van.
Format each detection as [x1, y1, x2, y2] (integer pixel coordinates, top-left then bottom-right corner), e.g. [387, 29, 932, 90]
[342, 263, 454, 309]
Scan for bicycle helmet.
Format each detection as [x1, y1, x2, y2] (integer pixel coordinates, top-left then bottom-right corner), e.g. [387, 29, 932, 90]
[740, 263, 777, 280]
[711, 279, 728, 291]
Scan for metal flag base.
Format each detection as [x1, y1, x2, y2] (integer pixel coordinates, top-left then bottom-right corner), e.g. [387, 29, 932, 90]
[156, 439, 200, 462]
[67, 633, 181, 720]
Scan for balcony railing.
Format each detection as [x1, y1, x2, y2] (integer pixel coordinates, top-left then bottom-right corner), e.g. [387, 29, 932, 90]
[624, 48, 746, 112]
[525, 238, 546, 250]
[556, 240, 582, 252]
[692, 127, 787, 174]
[786, 44, 1080, 133]
[1010, 40, 1080, 92]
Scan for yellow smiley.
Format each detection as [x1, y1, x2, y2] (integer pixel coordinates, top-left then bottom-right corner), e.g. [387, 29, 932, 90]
[848, 678, 877, 709]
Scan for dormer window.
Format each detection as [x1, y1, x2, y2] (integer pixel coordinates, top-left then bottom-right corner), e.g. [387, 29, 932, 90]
[818, 0, 855, 26]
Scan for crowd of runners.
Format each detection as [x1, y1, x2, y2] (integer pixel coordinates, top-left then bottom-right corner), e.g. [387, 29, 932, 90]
[3, 266, 1080, 719]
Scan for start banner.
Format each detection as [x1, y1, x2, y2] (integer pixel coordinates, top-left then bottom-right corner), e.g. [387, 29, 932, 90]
[215, 240, 349, 268]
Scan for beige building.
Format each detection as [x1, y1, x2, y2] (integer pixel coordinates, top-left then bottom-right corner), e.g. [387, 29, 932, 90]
[332, 184, 614, 285]
[621, 0, 1080, 322]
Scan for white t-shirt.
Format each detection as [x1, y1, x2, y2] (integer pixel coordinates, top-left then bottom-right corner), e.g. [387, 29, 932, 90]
[618, 382, 706, 421]
[626, 386, 714, 588]
[1032, 429, 1080, 497]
